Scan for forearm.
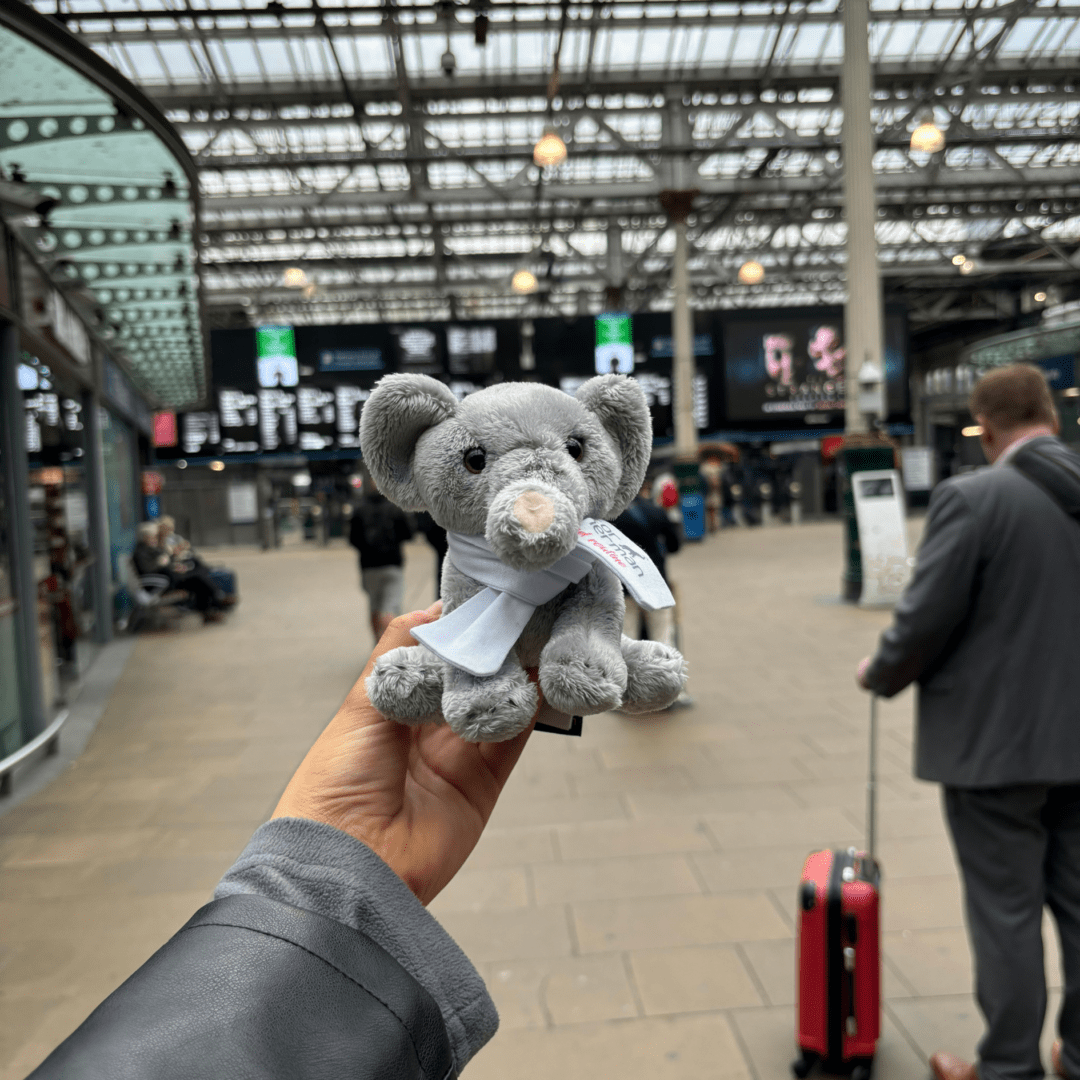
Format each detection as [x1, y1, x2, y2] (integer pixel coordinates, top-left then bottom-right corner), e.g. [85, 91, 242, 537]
[865, 483, 980, 696]
[216, 817, 497, 1073]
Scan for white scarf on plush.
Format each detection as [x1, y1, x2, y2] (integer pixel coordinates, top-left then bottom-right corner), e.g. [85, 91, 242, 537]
[411, 518, 674, 678]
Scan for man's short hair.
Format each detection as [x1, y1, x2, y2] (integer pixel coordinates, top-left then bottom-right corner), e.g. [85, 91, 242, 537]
[969, 364, 1058, 431]
[137, 522, 159, 542]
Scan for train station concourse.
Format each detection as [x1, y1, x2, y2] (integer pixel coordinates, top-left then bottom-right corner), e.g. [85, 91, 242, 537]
[0, 1, 1078, 1079]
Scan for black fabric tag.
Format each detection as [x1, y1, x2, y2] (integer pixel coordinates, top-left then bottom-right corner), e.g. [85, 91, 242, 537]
[535, 715, 584, 737]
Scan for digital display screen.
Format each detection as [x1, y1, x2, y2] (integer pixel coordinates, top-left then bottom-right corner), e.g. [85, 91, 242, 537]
[391, 326, 442, 374]
[859, 477, 895, 498]
[156, 325, 386, 461]
[318, 347, 383, 373]
[447, 325, 496, 375]
[723, 313, 906, 421]
[256, 325, 299, 387]
[595, 313, 633, 374]
[152, 411, 178, 448]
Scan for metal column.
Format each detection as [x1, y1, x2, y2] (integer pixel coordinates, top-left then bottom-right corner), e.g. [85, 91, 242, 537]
[659, 187, 705, 540]
[0, 322, 46, 738]
[841, 0, 885, 433]
[83, 390, 114, 644]
[671, 219, 697, 464]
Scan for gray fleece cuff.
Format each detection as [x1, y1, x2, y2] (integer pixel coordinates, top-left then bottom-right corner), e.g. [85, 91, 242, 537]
[214, 817, 498, 1074]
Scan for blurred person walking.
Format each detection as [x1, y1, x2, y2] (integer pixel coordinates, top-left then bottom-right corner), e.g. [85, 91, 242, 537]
[700, 455, 723, 534]
[349, 476, 414, 639]
[612, 479, 690, 706]
[415, 511, 448, 601]
[856, 364, 1080, 1080]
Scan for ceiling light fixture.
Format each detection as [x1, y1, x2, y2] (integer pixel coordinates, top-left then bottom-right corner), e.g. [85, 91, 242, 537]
[959, 258, 976, 275]
[1034, 291, 1047, 302]
[738, 260, 765, 285]
[511, 269, 538, 294]
[951, 254, 966, 266]
[282, 266, 307, 288]
[209, 460, 225, 471]
[910, 120, 946, 154]
[961, 425, 983, 437]
[533, 126, 567, 168]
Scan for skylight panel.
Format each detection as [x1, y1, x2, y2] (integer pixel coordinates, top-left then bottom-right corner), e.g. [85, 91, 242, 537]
[335, 33, 392, 79]
[117, 39, 188, 83]
[692, 25, 731, 68]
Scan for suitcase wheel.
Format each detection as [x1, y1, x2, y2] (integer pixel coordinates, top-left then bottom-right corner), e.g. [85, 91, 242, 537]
[791, 1051, 817, 1079]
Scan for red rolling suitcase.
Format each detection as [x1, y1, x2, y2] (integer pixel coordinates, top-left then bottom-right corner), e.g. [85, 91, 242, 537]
[793, 696, 881, 1080]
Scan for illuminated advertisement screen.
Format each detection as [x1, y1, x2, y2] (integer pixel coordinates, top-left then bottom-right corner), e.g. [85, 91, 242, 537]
[256, 324, 299, 387]
[723, 313, 906, 421]
[595, 313, 633, 374]
[152, 411, 178, 448]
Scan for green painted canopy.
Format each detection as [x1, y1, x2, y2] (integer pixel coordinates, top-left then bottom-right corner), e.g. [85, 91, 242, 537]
[0, 6, 204, 407]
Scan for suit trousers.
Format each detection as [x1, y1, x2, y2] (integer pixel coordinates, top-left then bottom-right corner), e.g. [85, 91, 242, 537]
[943, 784, 1080, 1080]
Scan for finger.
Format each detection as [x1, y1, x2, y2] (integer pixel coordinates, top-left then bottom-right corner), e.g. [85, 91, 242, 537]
[359, 601, 442, 681]
[477, 717, 536, 789]
[339, 602, 443, 719]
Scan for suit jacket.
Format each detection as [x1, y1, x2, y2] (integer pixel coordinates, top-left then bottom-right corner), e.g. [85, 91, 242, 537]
[866, 436, 1080, 787]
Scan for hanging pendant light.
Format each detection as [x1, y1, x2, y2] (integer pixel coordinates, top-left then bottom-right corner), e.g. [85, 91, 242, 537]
[282, 266, 308, 288]
[511, 269, 538, 294]
[910, 121, 946, 154]
[533, 126, 567, 168]
[738, 260, 765, 285]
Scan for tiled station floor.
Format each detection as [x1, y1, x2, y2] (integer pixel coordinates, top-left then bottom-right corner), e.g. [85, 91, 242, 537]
[0, 523, 1063, 1078]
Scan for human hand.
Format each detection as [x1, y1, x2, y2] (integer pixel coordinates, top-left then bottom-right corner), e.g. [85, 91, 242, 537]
[856, 656, 873, 690]
[273, 603, 537, 905]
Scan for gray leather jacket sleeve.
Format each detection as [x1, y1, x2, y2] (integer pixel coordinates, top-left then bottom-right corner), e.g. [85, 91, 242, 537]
[865, 481, 981, 698]
[26, 819, 498, 1080]
[216, 818, 498, 1073]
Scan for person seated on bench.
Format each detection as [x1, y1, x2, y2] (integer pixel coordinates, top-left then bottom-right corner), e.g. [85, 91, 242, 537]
[157, 517, 238, 607]
[133, 523, 228, 624]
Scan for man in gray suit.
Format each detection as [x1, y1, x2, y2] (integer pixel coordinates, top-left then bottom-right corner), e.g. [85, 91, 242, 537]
[857, 364, 1080, 1080]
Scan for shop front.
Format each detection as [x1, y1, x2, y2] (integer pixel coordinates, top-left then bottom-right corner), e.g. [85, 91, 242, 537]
[0, 3, 205, 787]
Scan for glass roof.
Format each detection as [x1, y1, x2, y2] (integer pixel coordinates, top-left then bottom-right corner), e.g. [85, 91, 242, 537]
[0, 7, 204, 406]
[33, 0, 1080, 326]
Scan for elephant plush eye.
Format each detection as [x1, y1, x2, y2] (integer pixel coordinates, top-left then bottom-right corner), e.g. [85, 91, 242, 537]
[463, 447, 487, 473]
[565, 437, 583, 461]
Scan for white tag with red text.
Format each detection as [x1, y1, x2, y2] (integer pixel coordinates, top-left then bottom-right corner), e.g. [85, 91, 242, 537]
[576, 518, 675, 612]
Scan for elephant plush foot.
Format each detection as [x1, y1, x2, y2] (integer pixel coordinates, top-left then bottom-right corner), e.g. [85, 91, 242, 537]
[618, 636, 687, 715]
[539, 634, 627, 716]
[442, 660, 538, 743]
[366, 644, 444, 724]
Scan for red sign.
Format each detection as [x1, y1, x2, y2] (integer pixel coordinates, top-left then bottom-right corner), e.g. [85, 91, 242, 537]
[142, 471, 164, 496]
[153, 411, 178, 448]
[821, 436, 844, 462]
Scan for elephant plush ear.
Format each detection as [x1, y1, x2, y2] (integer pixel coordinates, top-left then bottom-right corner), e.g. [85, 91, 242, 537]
[360, 374, 458, 509]
[575, 374, 652, 515]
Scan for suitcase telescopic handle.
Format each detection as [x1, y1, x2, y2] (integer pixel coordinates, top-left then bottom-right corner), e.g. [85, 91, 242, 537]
[866, 694, 878, 862]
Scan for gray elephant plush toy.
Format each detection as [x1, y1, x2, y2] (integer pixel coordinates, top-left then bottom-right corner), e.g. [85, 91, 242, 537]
[359, 373, 687, 742]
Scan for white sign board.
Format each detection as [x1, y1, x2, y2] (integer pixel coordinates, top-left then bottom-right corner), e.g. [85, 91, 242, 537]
[227, 481, 259, 525]
[901, 446, 935, 491]
[853, 469, 911, 609]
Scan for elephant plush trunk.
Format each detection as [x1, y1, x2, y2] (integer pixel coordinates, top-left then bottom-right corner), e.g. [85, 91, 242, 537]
[485, 478, 583, 572]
